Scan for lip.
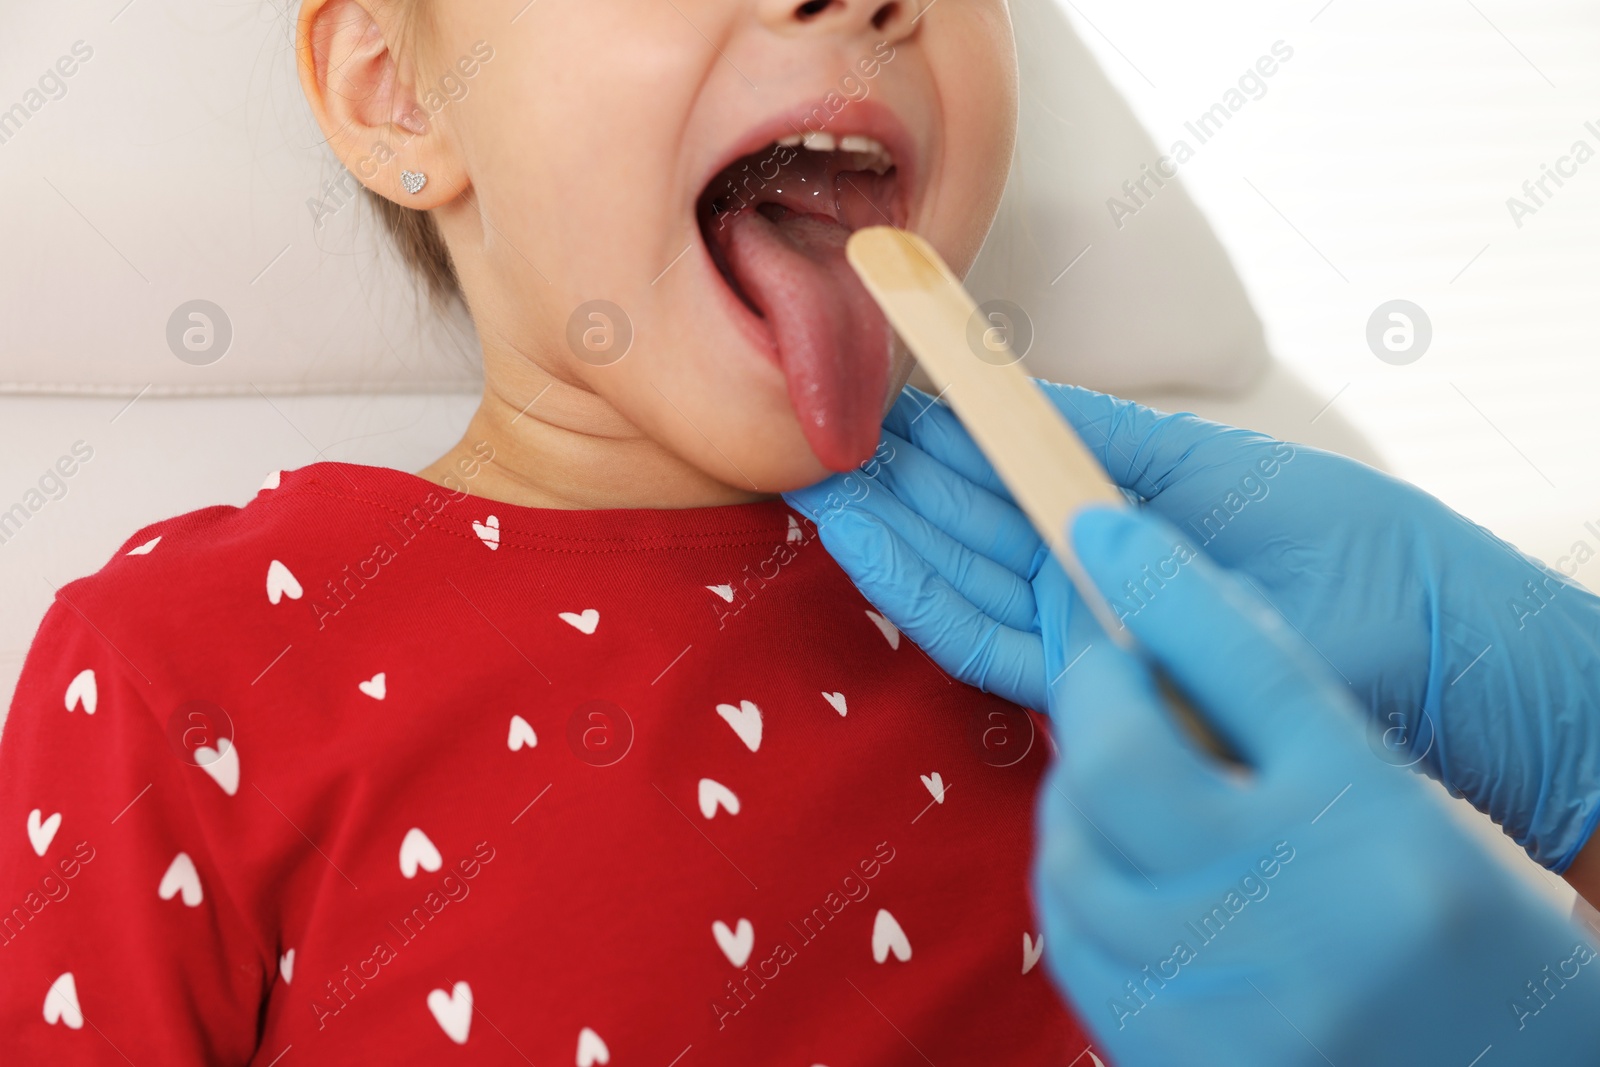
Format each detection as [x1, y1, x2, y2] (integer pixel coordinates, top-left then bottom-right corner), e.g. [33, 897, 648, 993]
[692, 96, 922, 364]
[693, 96, 922, 227]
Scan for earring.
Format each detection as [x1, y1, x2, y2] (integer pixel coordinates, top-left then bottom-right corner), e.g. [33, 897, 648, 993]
[400, 170, 427, 195]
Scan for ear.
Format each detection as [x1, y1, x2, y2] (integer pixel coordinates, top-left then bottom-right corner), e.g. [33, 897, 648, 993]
[296, 0, 466, 209]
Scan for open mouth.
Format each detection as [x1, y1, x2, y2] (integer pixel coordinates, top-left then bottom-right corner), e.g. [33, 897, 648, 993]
[694, 128, 909, 471]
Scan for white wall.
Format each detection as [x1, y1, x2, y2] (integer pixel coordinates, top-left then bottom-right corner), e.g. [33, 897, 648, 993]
[1060, 0, 1600, 581]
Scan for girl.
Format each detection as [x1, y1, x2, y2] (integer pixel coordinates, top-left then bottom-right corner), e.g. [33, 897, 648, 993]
[0, 1, 1097, 1062]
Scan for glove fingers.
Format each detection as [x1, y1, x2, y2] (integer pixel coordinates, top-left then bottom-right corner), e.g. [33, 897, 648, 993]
[1034, 554, 1252, 869]
[848, 480, 1038, 633]
[960, 625, 1047, 713]
[887, 382, 1176, 499]
[888, 382, 1226, 510]
[784, 473, 870, 530]
[1071, 507, 1359, 768]
[791, 438, 1040, 632]
[786, 427, 1043, 626]
[1035, 775, 1169, 959]
[886, 387, 1020, 503]
[813, 507, 1048, 709]
[874, 429, 1044, 579]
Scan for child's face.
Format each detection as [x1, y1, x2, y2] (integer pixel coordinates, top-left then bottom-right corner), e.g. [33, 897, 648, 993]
[350, 1, 1017, 492]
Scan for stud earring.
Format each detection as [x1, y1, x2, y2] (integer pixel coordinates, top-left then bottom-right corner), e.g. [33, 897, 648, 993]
[400, 170, 427, 195]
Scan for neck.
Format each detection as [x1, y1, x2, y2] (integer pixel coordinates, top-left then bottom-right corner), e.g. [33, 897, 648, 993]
[417, 366, 772, 511]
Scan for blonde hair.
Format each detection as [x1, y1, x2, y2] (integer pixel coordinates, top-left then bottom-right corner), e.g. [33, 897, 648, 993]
[367, 191, 461, 309]
[361, 0, 463, 310]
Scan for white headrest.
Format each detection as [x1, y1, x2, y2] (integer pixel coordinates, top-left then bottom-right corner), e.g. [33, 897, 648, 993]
[0, 0, 1265, 397]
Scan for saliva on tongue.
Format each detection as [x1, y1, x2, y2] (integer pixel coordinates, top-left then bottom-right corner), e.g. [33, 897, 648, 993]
[720, 179, 895, 472]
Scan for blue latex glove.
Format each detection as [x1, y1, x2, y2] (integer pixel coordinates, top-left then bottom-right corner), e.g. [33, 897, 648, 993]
[785, 384, 1600, 871]
[1034, 505, 1600, 1066]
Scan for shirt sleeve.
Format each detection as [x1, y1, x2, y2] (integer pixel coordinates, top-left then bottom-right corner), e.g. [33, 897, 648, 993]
[0, 599, 267, 1064]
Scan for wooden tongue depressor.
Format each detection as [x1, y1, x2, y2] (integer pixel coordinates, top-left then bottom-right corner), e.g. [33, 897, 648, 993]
[844, 225, 1237, 763]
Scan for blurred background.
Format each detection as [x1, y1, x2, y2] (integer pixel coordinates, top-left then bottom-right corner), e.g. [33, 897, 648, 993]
[1064, 0, 1600, 574]
[2, 0, 1597, 904]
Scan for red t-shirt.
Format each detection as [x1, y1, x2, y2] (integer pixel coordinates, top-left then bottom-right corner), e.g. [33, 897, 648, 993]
[0, 462, 1096, 1065]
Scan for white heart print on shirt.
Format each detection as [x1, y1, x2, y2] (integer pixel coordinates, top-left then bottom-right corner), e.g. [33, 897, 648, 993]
[715, 700, 762, 753]
[358, 672, 386, 700]
[821, 691, 847, 717]
[400, 827, 443, 878]
[64, 668, 96, 714]
[712, 918, 754, 967]
[427, 981, 472, 1044]
[195, 737, 240, 796]
[43, 972, 82, 1029]
[507, 715, 537, 751]
[920, 772, 946, 804]
[706, 584, 735, 603]
[1023, 932, 1044, 975]
[126, 535, 161, 556]
[280, 948, 295, 984]
[559, 609, 600, 635]
[865, 610, 901, 650]
[27, 808, 61, 857]
[158, 852, 204, 907]
[697, 778, 740, 819]
[473, 515, 500, 550]
[576, 1027, 610, 1066]
[266, 559, 302, 604]
[871, 908, 911, 963]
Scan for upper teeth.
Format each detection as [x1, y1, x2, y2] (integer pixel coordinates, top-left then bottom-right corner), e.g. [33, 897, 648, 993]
[774, 132, 893, 174]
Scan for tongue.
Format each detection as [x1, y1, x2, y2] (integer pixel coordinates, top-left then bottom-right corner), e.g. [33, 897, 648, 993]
[723, 205, 892, 472]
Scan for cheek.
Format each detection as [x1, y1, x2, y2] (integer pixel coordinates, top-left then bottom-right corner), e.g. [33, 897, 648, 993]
[920, 4, 1019, 275]
[449, 6, 692, 306]
[886, 340, 916, 405]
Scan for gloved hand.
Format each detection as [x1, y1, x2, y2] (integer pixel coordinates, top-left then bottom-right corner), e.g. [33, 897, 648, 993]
[1033, 505, 1600, 1066]
[785, 383, 1600, 871]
